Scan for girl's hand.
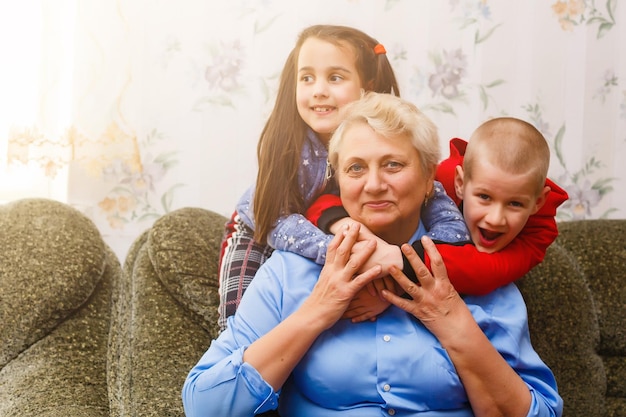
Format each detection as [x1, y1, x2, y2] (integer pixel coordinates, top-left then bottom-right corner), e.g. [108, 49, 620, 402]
[302, 222, 382, 329]
[331, 218, 403, 279]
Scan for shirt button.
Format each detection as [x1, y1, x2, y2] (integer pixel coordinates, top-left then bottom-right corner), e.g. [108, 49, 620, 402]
[383, 384, 391, 392]
[383, 335, 391, 342]
[388, 409, 396, 415]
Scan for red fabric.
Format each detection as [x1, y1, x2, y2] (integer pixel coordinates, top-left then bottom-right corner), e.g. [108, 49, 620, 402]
[436, 137, 467, 206]
[306, 194, 343, 227]
[218, 211, 239, 272]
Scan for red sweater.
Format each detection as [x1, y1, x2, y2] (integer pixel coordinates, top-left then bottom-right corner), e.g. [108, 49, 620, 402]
[306, 138, 569, 295]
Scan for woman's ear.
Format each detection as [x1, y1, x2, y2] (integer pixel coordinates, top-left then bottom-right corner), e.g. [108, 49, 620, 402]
[426, 171, 436, 196]
[454, 165, 465, 201]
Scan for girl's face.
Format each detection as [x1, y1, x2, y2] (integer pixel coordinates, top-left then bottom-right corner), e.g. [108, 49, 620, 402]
[335, 122, 432, 245]
[296, 37, 364, 145]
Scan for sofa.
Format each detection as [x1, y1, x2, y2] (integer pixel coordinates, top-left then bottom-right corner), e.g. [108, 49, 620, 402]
[0, 198, 624, 416]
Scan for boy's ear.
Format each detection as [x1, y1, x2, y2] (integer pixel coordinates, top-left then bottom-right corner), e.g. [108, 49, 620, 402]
[531, 185, 551, 215]
[453, 165, 465, 201]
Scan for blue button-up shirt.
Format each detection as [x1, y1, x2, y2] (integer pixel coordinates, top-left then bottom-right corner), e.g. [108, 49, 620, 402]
[182, 225, 562, 417]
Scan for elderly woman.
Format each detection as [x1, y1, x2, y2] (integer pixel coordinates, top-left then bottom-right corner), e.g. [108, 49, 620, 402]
[182, 93, 563, 417]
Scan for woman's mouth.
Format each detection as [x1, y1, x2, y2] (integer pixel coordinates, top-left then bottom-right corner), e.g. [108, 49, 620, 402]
[365, 200, 392, 209]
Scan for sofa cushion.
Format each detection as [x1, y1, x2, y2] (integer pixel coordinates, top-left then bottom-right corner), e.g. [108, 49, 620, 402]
[146, 207, 226, 336]
[518, 242, 606, 417]
[0, 198, 106, 369]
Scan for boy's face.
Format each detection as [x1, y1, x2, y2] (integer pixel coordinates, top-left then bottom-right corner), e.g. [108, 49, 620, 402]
[454, 161, 548, 253]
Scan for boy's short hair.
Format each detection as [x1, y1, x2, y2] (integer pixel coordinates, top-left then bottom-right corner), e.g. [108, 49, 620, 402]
[463, 117, 550, 196]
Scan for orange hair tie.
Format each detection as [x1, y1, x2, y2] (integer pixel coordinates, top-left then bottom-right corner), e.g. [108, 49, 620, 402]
[373, 43, 386, 55]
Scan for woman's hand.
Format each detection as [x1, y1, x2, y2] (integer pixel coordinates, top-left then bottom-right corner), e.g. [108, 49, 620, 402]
[243, 221, 381, 390]
[380, 236, 467, 337]
[380, 236, 532, 417]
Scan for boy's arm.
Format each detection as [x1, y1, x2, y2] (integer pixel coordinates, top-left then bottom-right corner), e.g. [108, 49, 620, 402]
[409, 178, 569, 294]
[409, 215, 555, 294]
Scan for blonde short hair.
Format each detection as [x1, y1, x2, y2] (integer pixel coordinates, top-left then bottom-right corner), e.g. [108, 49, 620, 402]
[328, 92, 440, 178]
[464, 117, 550, 196]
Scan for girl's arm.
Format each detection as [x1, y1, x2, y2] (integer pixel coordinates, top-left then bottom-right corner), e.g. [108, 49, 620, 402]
[421, 180, 469, 243]
[234, 185, 332, 265]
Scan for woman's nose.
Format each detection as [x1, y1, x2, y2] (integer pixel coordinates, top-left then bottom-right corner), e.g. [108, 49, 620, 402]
[363, 169, 386, 192]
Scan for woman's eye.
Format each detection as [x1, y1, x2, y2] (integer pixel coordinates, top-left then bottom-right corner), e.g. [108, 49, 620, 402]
[346, 164, 363, 174]
[385, 161, 403, 170]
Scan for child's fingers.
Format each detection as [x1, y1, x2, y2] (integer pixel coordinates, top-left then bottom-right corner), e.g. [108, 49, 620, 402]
[417, 236, 449, 284]
[365, 281, 377, 297]
[327, 221, 361, 267]
[350, 311, 378, 323]
[386, 259, 424, 303]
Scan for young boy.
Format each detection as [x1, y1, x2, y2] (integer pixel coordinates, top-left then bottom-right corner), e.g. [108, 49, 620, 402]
[307, 117, 569, 302]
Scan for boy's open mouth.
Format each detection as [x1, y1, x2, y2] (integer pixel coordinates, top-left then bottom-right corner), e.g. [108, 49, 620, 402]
[480, 228, 503, 242]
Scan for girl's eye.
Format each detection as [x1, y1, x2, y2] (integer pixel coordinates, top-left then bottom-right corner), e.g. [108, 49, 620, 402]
[329, 74, 343, 82]
[300, 75, 313, 82]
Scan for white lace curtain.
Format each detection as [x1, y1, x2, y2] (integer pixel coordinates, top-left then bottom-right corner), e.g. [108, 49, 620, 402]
[1, 0, 624, 260]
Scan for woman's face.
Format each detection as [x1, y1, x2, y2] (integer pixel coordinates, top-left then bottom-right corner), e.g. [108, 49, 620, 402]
[335, 122, 433, 245]
[296, 37, 364, 145]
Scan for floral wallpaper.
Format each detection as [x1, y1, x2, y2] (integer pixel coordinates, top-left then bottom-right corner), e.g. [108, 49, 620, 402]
[1, 0, 624, 261]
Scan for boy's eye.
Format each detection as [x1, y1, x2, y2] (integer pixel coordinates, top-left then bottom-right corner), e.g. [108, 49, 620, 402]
[478, 193, 490, 201]
[510, 201, 524, 208]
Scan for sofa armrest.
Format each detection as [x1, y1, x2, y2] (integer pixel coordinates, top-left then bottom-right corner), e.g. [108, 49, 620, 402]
[0, 198, 117, 416]
[147, 207, 226, 336]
